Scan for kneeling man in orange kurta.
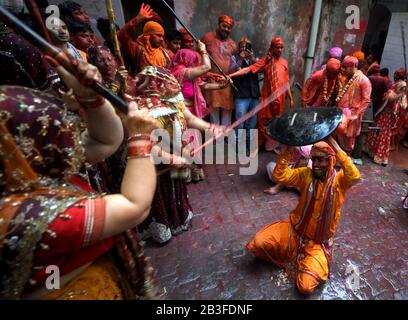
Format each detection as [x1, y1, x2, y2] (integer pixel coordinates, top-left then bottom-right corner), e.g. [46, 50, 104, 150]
[247, 136, 361, 295]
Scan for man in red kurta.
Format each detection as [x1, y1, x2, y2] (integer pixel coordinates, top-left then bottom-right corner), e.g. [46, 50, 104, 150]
[230, 37, 294, 149]
[201, 15, 237, 126]
[301, 58, 341, 107]
[335, 56, 372, 155]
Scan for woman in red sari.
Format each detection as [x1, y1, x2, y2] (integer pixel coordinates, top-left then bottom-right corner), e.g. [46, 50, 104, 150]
[365, 74, 407, 166]
[130, 66, 225, 244]
[0, 61, 160, 299]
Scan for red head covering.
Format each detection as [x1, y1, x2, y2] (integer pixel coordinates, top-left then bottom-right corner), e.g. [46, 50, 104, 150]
[370, 63, 381, 74]
[311, 141, 336, 158]
[342, 56, 358, 67]
[218, 15, 235, 27]
[311, 141, 336, 178]
[270, 37, 284, 48]
[326, 58, 341, 73]
[179, 28, 193, 42]
[394, 68, 407, 81]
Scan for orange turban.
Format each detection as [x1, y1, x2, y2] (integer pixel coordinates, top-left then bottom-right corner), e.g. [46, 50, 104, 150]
[351, 50, 365, 62]
[143, 21, 165, 36]
[311, 141, 336, 177]
[326, 58, 341, 73]
[342, 55, 358, 67]
[137, 21, 166, 67]
[270, 37, 284, 48]
[218, 15, 235, 27]
[311, 141, 336, 158]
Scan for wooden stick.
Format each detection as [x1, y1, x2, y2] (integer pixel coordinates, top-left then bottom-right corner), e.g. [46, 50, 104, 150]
[24, 0, 52, 43]
[0, 5, 129, 115]
[105, 0, 125, 66]
[160, 0, 238, 92]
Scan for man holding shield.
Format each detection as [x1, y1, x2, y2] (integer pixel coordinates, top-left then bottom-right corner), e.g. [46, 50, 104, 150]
[247, 136, 360, 295]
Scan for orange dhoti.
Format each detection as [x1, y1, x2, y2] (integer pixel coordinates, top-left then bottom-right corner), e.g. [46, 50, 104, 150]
[246, 221, 329, 295]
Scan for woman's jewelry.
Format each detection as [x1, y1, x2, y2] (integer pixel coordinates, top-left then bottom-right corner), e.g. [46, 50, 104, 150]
[127, 133, 152, 143]
[127, 142, 153, 159]
[74, 94, 105, 109]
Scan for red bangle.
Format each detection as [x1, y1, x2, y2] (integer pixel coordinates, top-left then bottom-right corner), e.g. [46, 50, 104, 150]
[127, 144, 152, 159]
[208, 124, 216, 132]
[128, 133, 151, 143]
[75, 95, 105, 109]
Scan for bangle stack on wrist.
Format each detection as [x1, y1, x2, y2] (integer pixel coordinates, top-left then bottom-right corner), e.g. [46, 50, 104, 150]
[74, 94, 105, 109]
[127, 133, 153, 159]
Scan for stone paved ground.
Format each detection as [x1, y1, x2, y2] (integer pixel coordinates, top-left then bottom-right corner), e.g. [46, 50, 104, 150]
[144, 147, 408, 300]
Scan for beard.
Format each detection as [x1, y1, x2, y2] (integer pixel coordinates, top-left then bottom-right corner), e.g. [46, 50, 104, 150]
[312, 167, 327, 180]
[218, 30, 230, 40]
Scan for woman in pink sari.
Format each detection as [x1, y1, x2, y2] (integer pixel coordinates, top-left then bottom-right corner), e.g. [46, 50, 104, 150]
[169, 41, 231, 181]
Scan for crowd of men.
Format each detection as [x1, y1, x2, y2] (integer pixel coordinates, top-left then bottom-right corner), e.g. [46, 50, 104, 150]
[0, 0, 407, 299]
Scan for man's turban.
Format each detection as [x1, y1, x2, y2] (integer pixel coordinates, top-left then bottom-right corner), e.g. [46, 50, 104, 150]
[218, 15, 235, 27]
[342, 56, 359, 67]
[329, 47, 343, 59]
[326, 58, 341, 73]
[143, 21, 165, 36]
[311, 141, 336, 158]
[270, 37, 284, 48]
[351, 50, 365, 62]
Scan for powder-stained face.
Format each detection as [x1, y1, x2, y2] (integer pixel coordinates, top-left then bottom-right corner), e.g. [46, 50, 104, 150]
[343, 65, 357, 78]
[167, 40, 181, 54]
[72, 32, 95, 51]
[93, 49, 117, 78]
[312, 152, 330, 181]
[217, 22, 232, 40]
[326, 69, 340, 80]
[271, 44, 284, 58]
[149, 33, 165, 48]
[182, 39, 195, 50]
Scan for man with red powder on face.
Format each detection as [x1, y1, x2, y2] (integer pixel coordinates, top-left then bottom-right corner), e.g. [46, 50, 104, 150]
[301, 58, 341, 107]
[117, 3, 171, 73]
[200, 15, 237, 127]
[229, 37, 295, 153]
[179, 28, 195, 50]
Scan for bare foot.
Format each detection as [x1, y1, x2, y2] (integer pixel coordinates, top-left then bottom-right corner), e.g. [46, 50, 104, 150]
[264, 184, 284, 195]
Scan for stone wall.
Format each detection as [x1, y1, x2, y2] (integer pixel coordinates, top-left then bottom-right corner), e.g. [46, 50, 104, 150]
[173, 0, 370, 83]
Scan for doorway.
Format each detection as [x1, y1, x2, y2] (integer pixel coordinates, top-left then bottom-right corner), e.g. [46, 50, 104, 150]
[362, 4, 392, 62]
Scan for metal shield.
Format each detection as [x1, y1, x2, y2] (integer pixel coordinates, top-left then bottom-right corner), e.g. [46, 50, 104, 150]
[265, 107, 343, 146]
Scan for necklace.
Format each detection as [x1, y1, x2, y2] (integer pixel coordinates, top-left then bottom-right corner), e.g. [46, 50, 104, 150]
[322, 74, 336, 104]
[335, 70, 361, 103]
